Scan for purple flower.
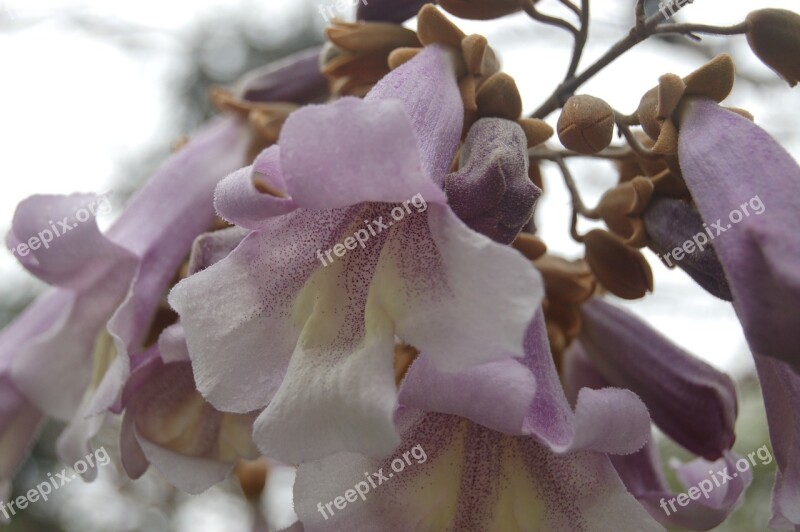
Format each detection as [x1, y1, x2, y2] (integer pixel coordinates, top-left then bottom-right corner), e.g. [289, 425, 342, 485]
[169, 46, 544, 464]
[564, 339, 750, 530]
[291, 313, 660, 530]
[678, 97, 800, 373]
[576, 298, 738, 461]
[119, 227, 258, 494]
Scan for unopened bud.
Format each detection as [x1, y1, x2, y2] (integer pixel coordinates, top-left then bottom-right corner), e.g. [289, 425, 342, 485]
[557, 95, 615, 154]
[583, 229, 653, 300]
[746, 9, 800, 87]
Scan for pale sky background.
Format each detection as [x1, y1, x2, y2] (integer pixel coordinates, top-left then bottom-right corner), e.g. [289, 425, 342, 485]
[1, 0, 798, 530]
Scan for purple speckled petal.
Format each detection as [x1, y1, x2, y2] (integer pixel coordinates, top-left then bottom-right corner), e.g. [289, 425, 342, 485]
[644, 197, 732, 301]
[679, 98, 800, 371]
[294, 408, 665, 532]
[520, 313, 651, 454]
[214, 147, 298, 228]
[169, 206, 363, 414]
[279, 97, 445, 210]
[753, 354, 800, 530]
[399, 354, 536, 435]
[579, 297, 738, 460]
[611, 443, 751, 530]
[444, 118, 540, 244]
[357, 0, 429, 23]
[373, 203, 543, 372]
[402, 312, 650, 455]
[235, 46, 327, 104]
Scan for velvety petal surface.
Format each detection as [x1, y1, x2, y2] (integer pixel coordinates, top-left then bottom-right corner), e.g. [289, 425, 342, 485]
[679, 98, 800, 371]
[579, 297, 738, 460]
[214, 146, 298, 229]
[278, 96, 445, 210]
[444, 118, 540, 244]
[373, 203, 543, 373]
[294, 408, 665, 532]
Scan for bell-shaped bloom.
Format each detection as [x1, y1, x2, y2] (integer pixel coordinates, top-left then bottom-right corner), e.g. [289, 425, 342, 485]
[400, 312, 652, 454]
[119, 226, 258, 494]
[444, 117, 540, 244]
[678, 97, 800, 373]
[169, 46, 544, 464]
[291, 312, 660, 530]
[120, 348, 259, 494]
[564, 342, 751, 530]
[644, 197, 732, 301]
[2, 114, 252, 480]
[294, 407, 664, 532]
[752, 354, 800, 531]
[577, 297, 738, 461]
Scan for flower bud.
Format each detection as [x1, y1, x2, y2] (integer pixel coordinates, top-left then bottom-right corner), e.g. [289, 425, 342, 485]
[583, 229, 653, 300]
[557, 95, 615, 154]
[746, 9, 800, 87]
[438, 0, 524, 20]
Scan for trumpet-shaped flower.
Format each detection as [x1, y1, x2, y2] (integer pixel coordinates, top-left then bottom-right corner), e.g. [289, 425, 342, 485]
[169, 45, 544, 464]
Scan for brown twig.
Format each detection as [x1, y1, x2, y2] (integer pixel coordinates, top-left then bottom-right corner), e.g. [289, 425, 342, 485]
[565, 0, 590, 80]
[524, 0, 579, 36]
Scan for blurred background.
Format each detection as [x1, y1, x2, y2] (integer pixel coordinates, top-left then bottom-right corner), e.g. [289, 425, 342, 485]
[0, 0, 797, 530]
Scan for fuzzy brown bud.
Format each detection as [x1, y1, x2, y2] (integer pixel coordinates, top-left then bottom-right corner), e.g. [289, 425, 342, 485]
[583, 229, 653, 300]
[557, 95, 615, 154]
[746, 9, 800, 87]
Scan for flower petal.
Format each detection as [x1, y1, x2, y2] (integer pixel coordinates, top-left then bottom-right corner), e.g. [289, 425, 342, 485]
[643, 197, 732, 301]
[214, 146, 298, 228]
[367, 45, 463, 180]
[90, 115, 251, 414]
[611, 443, 751, 530]
[294, 408, 665, 531]
[753, 354, 800, 530]
[279, 97, 445, 210]
[579, 297, 738, 460]
[679, 98, 800, 371]
[520, 313, 651, 455]
[374, 203, 543, 372]
[169, 206, 366, 413]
